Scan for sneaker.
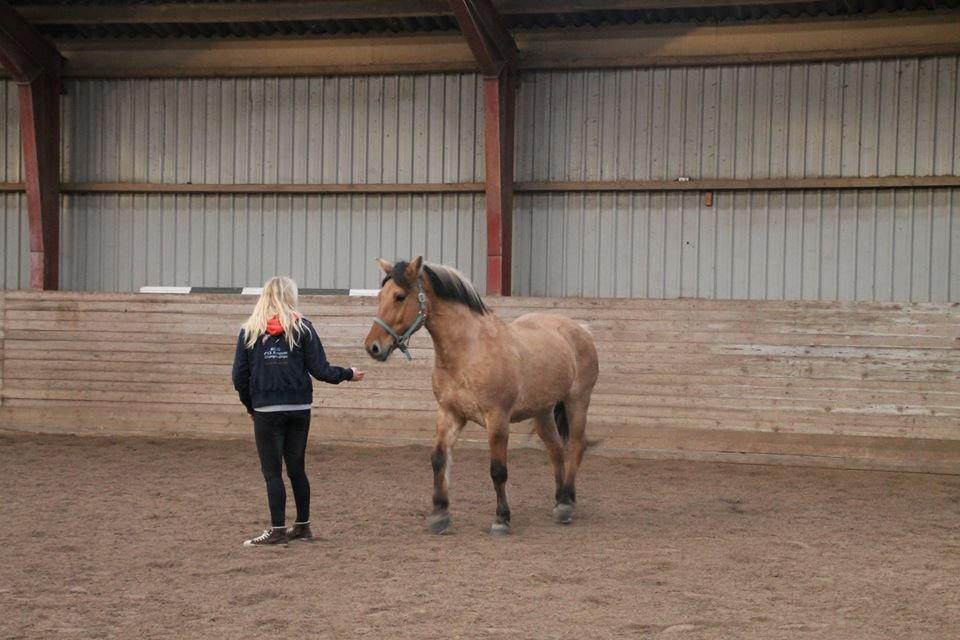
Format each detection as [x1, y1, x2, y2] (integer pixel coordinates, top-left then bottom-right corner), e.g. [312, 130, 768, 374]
[243, 527, 288, 547]
[287, 521, 314, 542]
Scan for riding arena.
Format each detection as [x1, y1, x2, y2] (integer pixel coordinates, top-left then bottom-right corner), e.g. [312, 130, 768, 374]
[1, 2, 959, 638]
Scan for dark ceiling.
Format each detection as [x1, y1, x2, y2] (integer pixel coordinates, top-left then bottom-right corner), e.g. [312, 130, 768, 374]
[9, 0, 960, 39]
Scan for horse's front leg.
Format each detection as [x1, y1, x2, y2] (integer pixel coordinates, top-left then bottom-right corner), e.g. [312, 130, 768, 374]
[487, 411, 511, 536]
[427, 408, 464, 534]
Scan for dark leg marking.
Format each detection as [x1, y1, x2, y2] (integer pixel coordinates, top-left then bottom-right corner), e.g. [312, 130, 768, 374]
[431, 447, 449, 512]
[490, 459, 510, 524]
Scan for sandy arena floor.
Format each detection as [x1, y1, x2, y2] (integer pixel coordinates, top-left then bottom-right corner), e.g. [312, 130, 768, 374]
[1, 430, 959, 639]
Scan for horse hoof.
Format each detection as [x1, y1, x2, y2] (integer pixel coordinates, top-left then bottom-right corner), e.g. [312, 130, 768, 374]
[552, 503, 575, 524]
[489, 522, 511, 537]
[427, 512, 451, 535]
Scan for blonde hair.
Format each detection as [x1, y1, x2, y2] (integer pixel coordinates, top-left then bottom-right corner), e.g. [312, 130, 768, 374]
[241, 276, 306, 349]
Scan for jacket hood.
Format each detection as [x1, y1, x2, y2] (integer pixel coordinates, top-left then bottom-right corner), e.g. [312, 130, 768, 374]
[265, 313, 301, 336]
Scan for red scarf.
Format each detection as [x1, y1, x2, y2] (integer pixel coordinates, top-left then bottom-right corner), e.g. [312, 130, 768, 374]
[265, 313, 299, 336]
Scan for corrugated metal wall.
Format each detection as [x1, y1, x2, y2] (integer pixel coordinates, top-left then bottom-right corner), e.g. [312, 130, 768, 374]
[513, 189, 960, 300]
[2, 58, 960, 299]
[60, 192, 485, 292]
[515, 58, 959, 181]
[58, 74, 486, 291]
[513, 57, 960, 300]
[63, 76, 484, 184]
[0, 81, 28, 289]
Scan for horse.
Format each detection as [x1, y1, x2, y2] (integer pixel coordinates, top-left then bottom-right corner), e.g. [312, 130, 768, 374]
[364, 257, 599, 535]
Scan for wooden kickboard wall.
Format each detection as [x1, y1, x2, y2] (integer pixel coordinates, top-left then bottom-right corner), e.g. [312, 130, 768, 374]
[0, 291, 958, 473]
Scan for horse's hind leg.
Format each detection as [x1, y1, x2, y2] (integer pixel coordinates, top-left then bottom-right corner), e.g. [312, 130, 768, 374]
[486, 411, 512, 536]
[428, 409, 464, 535]
[555, 396, 591, 524]
[532, 411, 566, 511]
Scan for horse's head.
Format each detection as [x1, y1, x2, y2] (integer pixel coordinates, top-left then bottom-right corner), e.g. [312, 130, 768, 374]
[364, 256, 426, 361]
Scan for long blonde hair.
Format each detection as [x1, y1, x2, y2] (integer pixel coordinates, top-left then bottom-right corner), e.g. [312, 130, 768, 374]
[242, 276, 306, 349]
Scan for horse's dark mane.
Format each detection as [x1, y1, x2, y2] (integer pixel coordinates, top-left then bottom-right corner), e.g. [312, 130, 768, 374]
[382, 261, 489, 315]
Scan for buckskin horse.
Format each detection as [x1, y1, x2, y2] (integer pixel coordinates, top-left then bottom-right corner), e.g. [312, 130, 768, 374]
[364, 257, 599, 535]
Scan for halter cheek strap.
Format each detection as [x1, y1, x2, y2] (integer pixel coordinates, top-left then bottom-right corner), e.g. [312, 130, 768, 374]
[372, 280, 427, 361]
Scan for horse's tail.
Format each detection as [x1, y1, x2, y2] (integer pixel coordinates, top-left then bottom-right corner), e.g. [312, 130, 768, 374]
[554, 402, 569, 444]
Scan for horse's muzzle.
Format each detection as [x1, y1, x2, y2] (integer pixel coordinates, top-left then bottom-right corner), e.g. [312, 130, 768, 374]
[366, 340, 392, 362]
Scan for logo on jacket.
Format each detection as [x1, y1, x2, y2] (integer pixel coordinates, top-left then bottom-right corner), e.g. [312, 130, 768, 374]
[264, 343, 289, 365]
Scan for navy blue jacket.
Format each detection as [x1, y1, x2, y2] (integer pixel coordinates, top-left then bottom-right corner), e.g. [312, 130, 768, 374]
[232, 318, 353, 413]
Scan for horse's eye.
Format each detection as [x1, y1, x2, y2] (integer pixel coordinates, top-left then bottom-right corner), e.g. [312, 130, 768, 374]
[396, 294, 406, 303]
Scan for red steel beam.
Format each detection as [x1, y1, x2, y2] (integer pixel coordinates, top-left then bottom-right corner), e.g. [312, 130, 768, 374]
[449, 0, 504, 76]
[19, 73, 60, 290]
[449, 0, 517, 295]
[483, 71, 515, 296]
[0, 2, 62, 289]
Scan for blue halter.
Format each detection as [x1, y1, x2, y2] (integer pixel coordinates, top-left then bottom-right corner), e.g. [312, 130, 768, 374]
[372, 279, 427, 361]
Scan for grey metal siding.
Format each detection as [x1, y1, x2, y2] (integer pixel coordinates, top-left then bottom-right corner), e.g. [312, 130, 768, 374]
[515, 58, 960, 181]
[4, 60, 960, 300]
[60, 193, 486, 293]
[1, 194, 29, 289]
[1, 81, 21, 182]
[55, 74, 487, 291]
[513, 189, 960, 301]
[62, 75, 485, 184]
[513, 57, 960, 301]
[0, 82, 28, 288]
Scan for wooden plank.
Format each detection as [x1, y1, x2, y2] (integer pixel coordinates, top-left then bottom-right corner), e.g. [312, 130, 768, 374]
[515, 176, 960, 192]
[0, 292, 4, 409]
[0, 174, 952, 197]
[7, 325, 960, 350]
[9, 308, 960, 334]
[60, 182, 485, 194]
[1, 291, 958, 472]
[9, 359, 960, 395]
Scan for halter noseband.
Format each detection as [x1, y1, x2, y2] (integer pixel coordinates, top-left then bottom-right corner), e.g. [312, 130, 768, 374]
[372, 278, 427, 361]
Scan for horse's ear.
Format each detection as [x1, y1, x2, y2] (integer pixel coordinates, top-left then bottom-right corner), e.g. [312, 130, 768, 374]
[375, 258, 393, 275]
[405, 256, 424, 281]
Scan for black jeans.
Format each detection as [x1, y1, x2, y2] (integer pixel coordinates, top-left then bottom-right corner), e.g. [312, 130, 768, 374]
[253, 410, 311, 527]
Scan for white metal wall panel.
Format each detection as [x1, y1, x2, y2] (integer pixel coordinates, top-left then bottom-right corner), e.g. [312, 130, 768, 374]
[4, 61, 960, 300]
[62, 75, 485, 184]
[60, 193, 486, 293]
[0, 194, 29, 289]
[513, 57, 960, 301]
[514, 189, 960, 301]
[0, 82, 27, 288]
[515, 57, 960, 182]
[1, 81, 21, 183]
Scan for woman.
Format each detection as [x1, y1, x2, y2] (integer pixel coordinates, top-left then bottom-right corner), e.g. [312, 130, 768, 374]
[232, 276, 364, 547]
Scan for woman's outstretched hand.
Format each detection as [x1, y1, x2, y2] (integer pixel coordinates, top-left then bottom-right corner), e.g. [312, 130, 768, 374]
[350, 368, 365, 382]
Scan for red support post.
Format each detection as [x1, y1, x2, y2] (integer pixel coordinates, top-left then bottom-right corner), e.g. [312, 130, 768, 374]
[19, 73, 60, 289]
[449, 0, 517, 295]
[483, 70, 514, 296]
[0, 1, 62, 289]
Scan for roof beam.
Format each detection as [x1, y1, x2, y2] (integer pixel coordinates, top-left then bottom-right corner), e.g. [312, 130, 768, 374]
[15, 0, 819, 25]
[0, 1, 61, 80]
[34, 11, 960, 78]
[449, 0, 516, 75]
[17, 1, 450, 24]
